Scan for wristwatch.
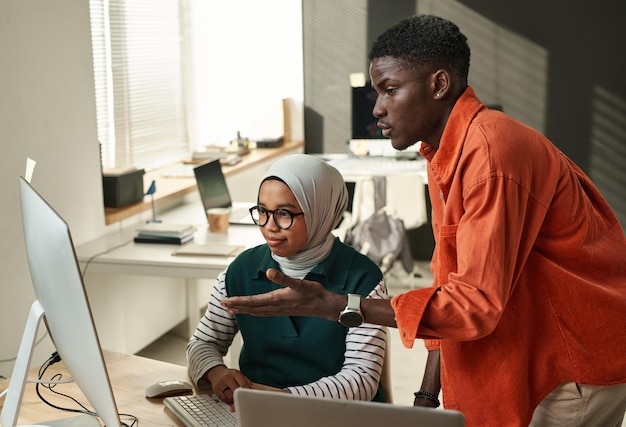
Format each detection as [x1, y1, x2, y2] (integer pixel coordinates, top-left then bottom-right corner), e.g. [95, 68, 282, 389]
[338, 294, 364, 327]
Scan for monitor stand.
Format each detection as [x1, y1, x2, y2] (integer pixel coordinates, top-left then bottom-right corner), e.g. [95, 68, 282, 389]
[1, 301, 100, 427]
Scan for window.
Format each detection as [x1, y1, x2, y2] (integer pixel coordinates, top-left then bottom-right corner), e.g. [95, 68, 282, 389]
[90, 0, 189, 170]
[90, 0, 303, 172]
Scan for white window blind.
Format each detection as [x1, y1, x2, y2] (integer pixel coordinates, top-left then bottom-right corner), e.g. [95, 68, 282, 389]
[89, 0, 189, 170]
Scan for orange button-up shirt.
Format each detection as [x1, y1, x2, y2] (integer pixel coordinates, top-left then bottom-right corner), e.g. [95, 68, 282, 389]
[391, 87, 626, 426]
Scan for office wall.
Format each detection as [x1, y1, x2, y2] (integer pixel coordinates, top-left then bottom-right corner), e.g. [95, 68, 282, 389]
[0, 0, 107, 377]
[302, 0, 369, 154]
[302, 0, 416, 154]
[454, 0, 626, 227]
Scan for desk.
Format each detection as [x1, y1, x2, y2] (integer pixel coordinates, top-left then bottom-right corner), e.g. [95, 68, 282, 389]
[325, 156, 428, 230]
[324, 155, 434, 262]
[0, 350, 194, 426]
[79, 203, 264, 280]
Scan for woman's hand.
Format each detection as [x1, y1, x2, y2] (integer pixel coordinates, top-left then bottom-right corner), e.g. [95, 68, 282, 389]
[206, 365, 253, 405]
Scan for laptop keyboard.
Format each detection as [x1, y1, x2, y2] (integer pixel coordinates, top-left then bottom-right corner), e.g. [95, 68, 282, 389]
[164, 394, 237, 427]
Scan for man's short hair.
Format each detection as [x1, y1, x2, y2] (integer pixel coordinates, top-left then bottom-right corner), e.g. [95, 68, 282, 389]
[369, 15, 470, 84]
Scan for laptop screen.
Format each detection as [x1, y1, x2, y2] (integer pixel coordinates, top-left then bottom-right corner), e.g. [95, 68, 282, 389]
[193, 160, 233, 213]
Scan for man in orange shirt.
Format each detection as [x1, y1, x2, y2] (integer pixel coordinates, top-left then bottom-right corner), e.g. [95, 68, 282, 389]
[223, 15, 626, 426]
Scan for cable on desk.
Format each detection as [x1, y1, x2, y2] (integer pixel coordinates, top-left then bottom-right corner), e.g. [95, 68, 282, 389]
[36, 351, 139, 427]
[36, 352, 94, 415]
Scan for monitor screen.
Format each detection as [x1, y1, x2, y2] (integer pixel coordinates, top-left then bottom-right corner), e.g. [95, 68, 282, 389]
[1, 178, 121, 427]
[351, 81, 381, 140]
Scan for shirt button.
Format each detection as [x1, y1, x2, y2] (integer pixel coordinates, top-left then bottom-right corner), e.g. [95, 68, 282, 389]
[439, 191, 444, 200]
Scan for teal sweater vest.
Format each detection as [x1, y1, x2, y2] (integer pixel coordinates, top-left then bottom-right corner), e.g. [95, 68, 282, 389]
[225, 238, 385, 401]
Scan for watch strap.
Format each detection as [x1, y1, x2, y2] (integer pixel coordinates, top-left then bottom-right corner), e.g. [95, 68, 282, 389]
[347, 293, 361, 311]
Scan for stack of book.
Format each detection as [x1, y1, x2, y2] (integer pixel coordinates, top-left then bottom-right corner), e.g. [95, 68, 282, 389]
[134, 223, 195, 245]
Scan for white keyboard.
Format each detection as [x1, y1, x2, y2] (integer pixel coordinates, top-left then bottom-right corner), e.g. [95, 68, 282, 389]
[164, 394, 237, 427]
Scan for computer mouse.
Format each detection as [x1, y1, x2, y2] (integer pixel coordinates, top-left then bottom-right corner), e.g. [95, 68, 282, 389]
[145, 380, 193, 398]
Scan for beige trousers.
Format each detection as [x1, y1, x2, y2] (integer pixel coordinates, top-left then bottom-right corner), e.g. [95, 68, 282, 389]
[530, 382, 626, 427]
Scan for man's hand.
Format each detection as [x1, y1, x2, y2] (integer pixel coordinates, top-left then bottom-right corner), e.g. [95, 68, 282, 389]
[221, 268, 344, 321]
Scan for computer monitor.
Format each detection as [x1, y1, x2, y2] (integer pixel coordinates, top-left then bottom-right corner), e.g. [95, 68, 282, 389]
[1, 177, 122, 427]
[351, 81, 380, 139]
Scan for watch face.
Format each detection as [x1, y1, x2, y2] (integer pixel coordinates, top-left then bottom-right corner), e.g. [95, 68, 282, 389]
[340, 311, 363, 327]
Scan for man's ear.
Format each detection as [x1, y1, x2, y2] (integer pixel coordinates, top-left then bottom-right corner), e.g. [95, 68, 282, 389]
[431, 69, 451, 99]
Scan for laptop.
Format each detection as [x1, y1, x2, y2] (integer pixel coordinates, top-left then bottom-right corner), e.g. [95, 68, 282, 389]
[193, 159, 256, 225]
[234, 389, 465, 427]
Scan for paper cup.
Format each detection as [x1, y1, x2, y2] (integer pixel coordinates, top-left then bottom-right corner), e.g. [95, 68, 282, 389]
[207, 208, 230, 233]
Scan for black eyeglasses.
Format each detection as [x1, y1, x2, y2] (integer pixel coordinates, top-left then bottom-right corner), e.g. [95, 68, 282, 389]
[249, 206, 304, 230]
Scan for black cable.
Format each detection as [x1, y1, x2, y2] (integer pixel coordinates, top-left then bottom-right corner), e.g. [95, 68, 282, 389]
[36, 353, 95, 415]
[120, 414, 139, 427]
[36, 352, 139, 426]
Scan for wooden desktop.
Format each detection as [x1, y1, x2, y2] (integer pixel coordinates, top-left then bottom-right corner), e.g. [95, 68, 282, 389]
[0, 350, 193, 426]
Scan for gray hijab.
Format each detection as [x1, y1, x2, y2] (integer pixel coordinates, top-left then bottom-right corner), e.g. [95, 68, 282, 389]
[260, 154, 348, 278]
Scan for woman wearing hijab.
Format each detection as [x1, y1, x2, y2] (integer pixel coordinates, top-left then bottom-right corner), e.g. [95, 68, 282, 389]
[187, 154, 388, 405]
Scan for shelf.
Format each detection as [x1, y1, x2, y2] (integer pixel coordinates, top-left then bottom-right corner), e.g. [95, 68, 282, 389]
[104, 140, 304, 225]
